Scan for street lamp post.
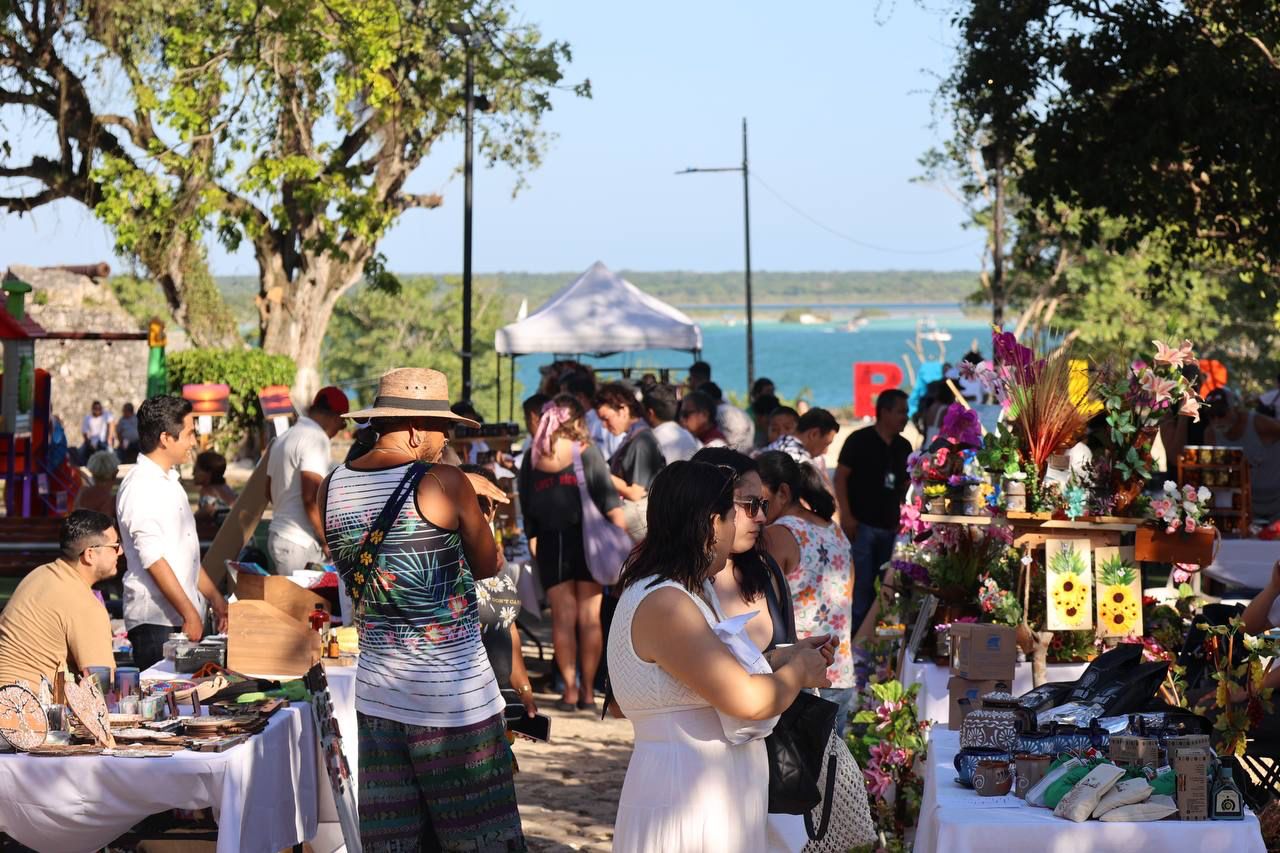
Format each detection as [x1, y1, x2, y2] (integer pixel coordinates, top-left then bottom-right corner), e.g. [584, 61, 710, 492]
[679, 117, 755, 392]
[449, 21, 483, 403]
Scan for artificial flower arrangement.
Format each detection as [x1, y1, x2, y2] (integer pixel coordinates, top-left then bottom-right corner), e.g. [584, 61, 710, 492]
[977, 572, 1024, 627]
[1091, 340, 1202, 512]
[1149, 481, 1213, 534]
[847, 680, 929, 846]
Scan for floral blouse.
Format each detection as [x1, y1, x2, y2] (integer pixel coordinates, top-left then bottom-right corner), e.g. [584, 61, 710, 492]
[772, 515, 854, 688]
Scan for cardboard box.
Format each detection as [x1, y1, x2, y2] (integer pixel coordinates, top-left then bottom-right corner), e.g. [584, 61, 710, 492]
[1110, 735, 1159, 770]
[947, 677, 1011, 731]
[1164, 734, 1212, 756]
[1174, 747, 1210, 821]
[949, 623, 1017, 681]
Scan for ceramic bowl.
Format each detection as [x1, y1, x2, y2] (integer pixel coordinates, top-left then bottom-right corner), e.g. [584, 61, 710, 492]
[954, 747, 1012, 788]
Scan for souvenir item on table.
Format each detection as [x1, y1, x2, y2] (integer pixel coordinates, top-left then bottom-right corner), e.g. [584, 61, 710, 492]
[1015, 721, 1109, 756]
[1037, 701, 1107, 728]
[1053, 763, 1125, 822]
[1212, 766, 1244, 820]
[1059, 644, 1145, 705]
[63, 675, 115, 748]
[114, 667, 141, 698]
[954, 747, 1012, 788]
[1025, 757, 1086, 807]
[1098, 794, 1178, 822]
[1091, 777, 1153, 818]
[1012, 754, 1051, 799]
[1093, 547, 1142, 638]
[0, 684, 49, 751]
[84, 666, 112, 695]
[1087, 661, 1169, 717]
[1175, 748, 1211, 821]
[1045, 539, 1093, 631]
[973, 759, 1014, 797]
[1110, 735, 1159, 770]
[960, 707, 1020, 752]
[977, 691, 1037, 732]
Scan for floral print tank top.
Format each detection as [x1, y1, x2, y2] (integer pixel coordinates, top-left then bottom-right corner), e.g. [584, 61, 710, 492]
[773, 515, 855, 688]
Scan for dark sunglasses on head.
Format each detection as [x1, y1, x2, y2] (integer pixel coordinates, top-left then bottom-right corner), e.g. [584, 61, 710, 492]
[733, 496, 769, 518]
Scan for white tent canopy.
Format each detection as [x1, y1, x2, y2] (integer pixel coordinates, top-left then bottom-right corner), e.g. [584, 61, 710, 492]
[494, 261, 703, 356]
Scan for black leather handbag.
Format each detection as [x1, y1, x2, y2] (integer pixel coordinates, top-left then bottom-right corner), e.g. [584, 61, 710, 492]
[765, 690, 839, 820]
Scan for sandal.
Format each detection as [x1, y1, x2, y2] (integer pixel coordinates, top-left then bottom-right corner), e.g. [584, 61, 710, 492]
[552, 699, 576, 713]
[576, 697, 596, 711]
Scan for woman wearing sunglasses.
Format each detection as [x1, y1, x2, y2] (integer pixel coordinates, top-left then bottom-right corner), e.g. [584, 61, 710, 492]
[608, 461, 832, 852]
[692, 448, 794, 655]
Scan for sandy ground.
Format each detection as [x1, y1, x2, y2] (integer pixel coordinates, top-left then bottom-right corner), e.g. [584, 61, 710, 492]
[513, 693, 632, 852]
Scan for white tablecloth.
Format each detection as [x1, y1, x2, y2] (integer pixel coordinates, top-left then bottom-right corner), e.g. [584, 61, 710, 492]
[915, 729, 1265, 853]
[0, 705, 316, 853]
[901, 660, 1090, 725]
[143, 658, 358, 853]
[1203, 539, 1280, 590]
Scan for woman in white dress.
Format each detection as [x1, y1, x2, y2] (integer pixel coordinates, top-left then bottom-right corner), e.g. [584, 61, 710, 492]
[608, 460, 834, 852]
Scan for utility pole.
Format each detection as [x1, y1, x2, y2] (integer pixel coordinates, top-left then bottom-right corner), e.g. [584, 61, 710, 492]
[678, 118, 755, 393]
[460, 32, 476, 401]
[985, 143, 1006, 328]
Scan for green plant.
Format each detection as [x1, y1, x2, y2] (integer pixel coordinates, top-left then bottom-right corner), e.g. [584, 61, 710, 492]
[1192, 617, 1280, 757]
[167, 348, 296, 454]
[849, 680, 928, 842]
[978, 422, 1027, 477]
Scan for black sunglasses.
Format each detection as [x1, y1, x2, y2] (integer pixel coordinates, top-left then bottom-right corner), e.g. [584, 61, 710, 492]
[733, 496, 770, 518]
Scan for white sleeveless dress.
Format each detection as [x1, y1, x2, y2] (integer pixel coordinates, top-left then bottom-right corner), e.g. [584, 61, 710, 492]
[609, 578, 770, 852]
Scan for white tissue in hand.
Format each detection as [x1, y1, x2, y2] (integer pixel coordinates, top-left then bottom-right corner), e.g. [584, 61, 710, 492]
[1091, 777, 1152, 818]
[1053, 764, 1125, 822]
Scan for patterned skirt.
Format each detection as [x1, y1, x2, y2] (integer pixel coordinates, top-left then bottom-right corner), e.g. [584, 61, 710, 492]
[358, 711, 526, 852]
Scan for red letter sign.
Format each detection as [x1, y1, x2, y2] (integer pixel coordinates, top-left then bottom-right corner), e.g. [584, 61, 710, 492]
[853, 362, 904, 419]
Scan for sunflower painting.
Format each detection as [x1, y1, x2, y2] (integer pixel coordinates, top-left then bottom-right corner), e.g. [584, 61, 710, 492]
[1045, 538, 1093, 631]
[1094, 546, 1143, 639]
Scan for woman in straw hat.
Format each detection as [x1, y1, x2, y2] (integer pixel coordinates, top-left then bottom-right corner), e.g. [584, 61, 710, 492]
[321, 368, 525, 851]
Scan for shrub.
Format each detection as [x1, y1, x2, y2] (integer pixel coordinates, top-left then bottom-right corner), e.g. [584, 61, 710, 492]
[167, 348, 296, 454]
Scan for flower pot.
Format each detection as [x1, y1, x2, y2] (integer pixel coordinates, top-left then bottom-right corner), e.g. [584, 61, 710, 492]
[1134, 525, 1219, 566]
[1003, 479, 1027, 512]
[924, 495, 946, 514]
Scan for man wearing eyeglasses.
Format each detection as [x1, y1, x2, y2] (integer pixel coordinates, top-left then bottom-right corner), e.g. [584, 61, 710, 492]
[0, 510, 120, 687]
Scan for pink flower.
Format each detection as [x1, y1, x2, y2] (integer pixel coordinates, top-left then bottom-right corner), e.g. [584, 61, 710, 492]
[1166, 521, 1180, 534]
[1185, 516, 1198, 533]
[863, 766, 894, 798]
[1153, 339, 1195, 369]
[1172, 565, 1194, 584]
[1131, 359, 1148, 377]
[1180, 395, 1202, 422]
[1139, 369, 1178, 403]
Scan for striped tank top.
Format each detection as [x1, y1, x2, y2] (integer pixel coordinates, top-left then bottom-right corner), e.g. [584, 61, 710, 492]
[323, 461, 503, 728]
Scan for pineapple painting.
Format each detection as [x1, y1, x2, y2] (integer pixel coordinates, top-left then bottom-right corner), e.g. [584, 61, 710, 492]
[1046, 539, 1093, 631]
[1095, 547, 1143, 638]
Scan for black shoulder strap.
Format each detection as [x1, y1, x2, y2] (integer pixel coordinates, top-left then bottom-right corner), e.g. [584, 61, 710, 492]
[342, 462, 426, 594]
[764, 553, 798, 645]
[803, 753, 838, 841]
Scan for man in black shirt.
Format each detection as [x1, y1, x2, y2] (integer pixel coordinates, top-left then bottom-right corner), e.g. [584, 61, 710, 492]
[835, 389, 911, 636]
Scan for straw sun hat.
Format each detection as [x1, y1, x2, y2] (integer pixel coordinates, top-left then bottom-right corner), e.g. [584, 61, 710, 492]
[346, 367, 480, 428]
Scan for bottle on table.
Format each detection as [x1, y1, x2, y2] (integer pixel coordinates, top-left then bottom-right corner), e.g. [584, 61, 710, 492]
[1211, 766, 1244, 820]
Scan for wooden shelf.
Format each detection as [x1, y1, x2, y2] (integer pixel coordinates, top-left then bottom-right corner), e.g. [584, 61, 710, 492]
[1180, 463, 1245, 472]
[920, 513, 1140, 532]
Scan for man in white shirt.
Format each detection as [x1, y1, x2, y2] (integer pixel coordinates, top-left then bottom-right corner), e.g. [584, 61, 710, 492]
[117, 395, 227, 670]
[643, 383, 700, 463]
[80, 400, 115, 465]
[267, 386, 349, 575]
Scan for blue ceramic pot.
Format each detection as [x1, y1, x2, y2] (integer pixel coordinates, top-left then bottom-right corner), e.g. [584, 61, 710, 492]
[954, 747, 1012, 788]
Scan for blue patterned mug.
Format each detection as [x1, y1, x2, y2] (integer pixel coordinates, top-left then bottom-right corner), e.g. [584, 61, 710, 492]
[954, 747, 1013, 788]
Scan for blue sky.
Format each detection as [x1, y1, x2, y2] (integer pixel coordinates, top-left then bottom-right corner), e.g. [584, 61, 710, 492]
[0, 1, 980, 275]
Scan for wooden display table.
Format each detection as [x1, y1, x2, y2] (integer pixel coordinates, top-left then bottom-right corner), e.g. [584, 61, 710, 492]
[920, 513, 1140, 549]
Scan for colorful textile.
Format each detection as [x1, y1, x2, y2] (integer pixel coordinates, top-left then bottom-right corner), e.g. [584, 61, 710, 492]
[357, 711, 526, 852]
[773, 515, 855, 688]
[324, 461, 503, 728]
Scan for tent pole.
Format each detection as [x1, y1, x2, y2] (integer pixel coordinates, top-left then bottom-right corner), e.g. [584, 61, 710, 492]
[495, 351, 501, 422]
[509, 355, 517, 422]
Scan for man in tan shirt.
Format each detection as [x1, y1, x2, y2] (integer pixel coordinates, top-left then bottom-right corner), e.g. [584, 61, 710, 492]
[0, 510, 119, 687]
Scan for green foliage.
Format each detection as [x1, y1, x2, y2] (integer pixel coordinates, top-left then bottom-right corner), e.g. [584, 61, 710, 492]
[107, 276, 172, 328]
[166, 348, 297, 453]
[1192, 617, 1280, 757]
[322, 276, 515, 422]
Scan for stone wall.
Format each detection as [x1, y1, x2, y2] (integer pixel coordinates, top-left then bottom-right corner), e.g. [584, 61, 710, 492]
[5, 265, 150, 432]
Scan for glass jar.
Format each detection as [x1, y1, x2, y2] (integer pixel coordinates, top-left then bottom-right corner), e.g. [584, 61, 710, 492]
[162, 632, 189, 662]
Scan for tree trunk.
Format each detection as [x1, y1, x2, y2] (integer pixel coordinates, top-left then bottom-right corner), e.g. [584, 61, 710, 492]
[1030, 631, 1054, 687]
[140, 231, 240, 349]
[258, 251, 364, 406]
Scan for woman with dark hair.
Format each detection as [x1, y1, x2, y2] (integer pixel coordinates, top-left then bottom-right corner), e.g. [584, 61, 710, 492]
[595, 382, 666, 540]
[758, 450, 857, 734]
[609, 461, 832, 852]
[518, 393, 626, 711]
[692, 448, 793, 653]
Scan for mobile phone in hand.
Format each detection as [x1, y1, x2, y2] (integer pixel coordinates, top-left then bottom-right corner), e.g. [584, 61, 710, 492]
[505, 709, 552, 743]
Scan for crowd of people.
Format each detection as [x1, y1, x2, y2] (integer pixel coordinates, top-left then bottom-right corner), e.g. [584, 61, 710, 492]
[7, 349, 1280, 852]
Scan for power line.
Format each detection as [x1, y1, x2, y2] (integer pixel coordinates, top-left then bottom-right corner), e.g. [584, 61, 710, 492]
[749, 170, 982, 257]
